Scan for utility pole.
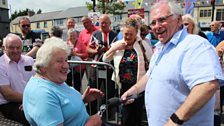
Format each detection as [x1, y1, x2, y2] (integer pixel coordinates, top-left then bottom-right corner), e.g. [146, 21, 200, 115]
[102, 0, 105, 14]
[211, 0, 215, 21]
[92, 0, 96, 12]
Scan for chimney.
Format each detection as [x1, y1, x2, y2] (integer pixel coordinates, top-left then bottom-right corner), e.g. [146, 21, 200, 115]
[28, 10, 35, 17]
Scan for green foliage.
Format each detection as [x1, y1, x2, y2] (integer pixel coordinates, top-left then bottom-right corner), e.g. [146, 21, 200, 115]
[10, 8, 42, 21]
[37, 9, 42, 14]
[86, 2, 93, 11]
[86, 0, 125, 15]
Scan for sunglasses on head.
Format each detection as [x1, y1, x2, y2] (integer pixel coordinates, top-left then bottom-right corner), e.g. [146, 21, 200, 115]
[183, 23, 189, 26]
[22, 24, 30, 28]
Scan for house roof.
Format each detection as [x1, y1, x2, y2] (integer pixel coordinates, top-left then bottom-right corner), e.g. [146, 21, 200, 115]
[10, 3, 151, 25]
[54, 6, 90, 19]
[30, 11, 62, 22]
[10, 16, 29, 25]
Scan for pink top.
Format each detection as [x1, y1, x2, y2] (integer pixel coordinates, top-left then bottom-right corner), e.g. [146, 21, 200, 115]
[67, 39, 88, 60]
[78, 25, 98, 48]
[0, 54, 35, 104]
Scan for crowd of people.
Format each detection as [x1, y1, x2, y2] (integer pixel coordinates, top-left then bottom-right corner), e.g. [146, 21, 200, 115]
[0, 0, 224, 126]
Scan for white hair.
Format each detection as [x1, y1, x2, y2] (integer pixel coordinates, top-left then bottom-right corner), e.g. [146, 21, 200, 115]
[3, 33, 22, 47]
[150, 0, 183, 22]
[33, 38, 71, 73]
[67, 28, 78, 37]
[182, 14, 199, 34]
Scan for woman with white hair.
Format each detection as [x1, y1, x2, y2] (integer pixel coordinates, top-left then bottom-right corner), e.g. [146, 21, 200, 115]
[23, 38, 103, 126]
[182, 14, 208, 39]
[66, 28, 87, 91]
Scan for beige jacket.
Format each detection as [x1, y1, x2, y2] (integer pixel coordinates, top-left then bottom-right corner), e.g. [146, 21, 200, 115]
[103, 37, 153, 88]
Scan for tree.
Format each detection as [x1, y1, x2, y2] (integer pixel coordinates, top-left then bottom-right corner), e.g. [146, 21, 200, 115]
[10, 8, 41, 21]
[86, 0, 125, 15]
[37, 9, 42, 14]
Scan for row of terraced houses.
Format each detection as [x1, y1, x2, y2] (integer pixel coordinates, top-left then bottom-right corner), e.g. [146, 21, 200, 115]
[0, 0, 224, 40]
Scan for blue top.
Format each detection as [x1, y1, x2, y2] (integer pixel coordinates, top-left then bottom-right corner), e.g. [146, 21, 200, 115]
[23, 76, 89, 126]
[116, 31, 123, 41]
[145, 28, 224, 126]
[145, 33, 159, 47]
[206, 30, 224, 47]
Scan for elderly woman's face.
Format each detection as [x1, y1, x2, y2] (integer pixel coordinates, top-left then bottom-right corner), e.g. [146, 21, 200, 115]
[68, 32, 77, 44]
[183, 18, 194, 34]
[123, 27, 137, 45]
[45, 48, 69, 84]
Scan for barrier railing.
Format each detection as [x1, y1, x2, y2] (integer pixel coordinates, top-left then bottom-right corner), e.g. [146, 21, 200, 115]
[67, 60, 120, 123]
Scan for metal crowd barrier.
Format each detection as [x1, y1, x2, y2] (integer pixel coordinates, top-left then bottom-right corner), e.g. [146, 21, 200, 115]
[67, 60, 120, 123]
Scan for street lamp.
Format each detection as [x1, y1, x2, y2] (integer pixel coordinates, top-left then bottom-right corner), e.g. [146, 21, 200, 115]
[211, 0, 215, 21]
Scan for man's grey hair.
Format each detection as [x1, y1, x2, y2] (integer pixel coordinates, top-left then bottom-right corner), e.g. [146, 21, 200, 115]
[3, 33, 22, 47]
[150, 0, 183, 22]
[212, 21, 222, 29]
[66, 17, 76, 23]
[33, 38, 71, 74]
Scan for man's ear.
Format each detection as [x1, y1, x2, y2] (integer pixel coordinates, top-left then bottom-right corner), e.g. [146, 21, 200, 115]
[2, 46, 5, 51]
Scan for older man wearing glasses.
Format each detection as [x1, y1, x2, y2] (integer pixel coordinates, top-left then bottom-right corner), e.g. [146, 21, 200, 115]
[19, 17, 41, 58]
[121, 0, 223, 126]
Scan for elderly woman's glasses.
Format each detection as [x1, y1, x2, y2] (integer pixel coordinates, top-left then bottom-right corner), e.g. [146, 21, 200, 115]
[150, 14, 173, 27]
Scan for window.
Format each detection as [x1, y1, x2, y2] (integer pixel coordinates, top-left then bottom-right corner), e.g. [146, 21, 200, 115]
[200, 10, 203, 17]
[215, 0, 223, 4]
[199, 9, 212, 17]
[216, 9, 224, 21]
[54, 19, 64, 26]
[75, 17, 82, 23]
[36, 22, 40, 28]
[208, 10, 211, 17]
[44, 21, 47, 28]
[2, 0, 6, 5]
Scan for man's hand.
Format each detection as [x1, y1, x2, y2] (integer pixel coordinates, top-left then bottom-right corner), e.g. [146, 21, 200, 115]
[97, 46, 108, 54]
[82, 86, 104, 103]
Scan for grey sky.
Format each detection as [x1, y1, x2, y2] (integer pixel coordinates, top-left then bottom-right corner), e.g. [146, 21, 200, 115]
[8, 0, 91, 14]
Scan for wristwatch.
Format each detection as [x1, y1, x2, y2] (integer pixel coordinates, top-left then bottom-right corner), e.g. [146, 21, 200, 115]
[170, 113, 184, 125]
